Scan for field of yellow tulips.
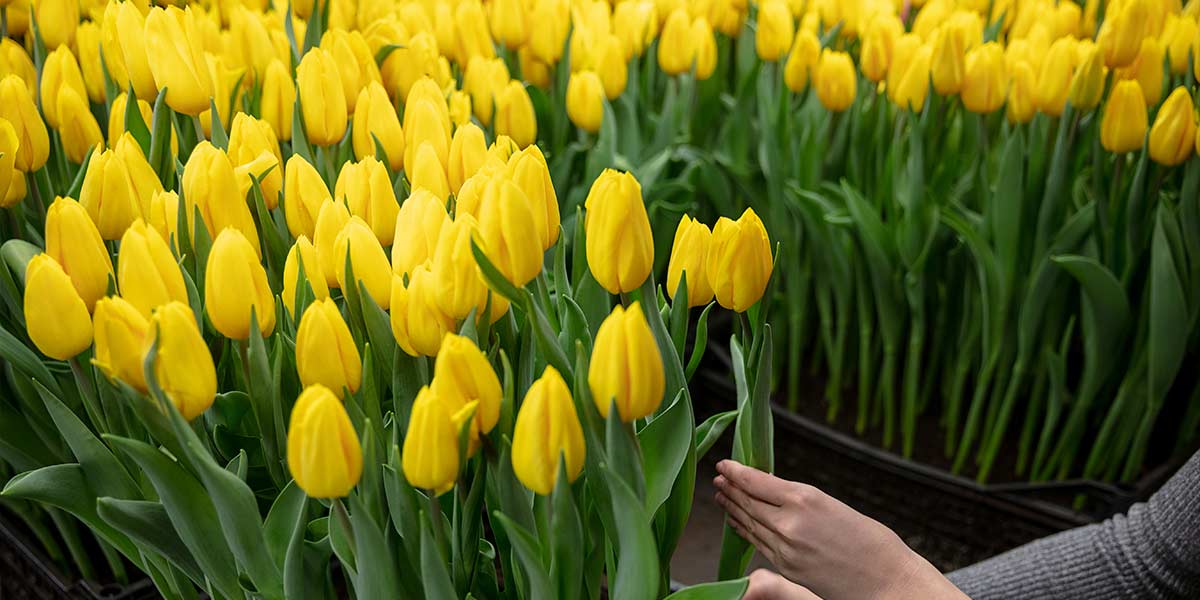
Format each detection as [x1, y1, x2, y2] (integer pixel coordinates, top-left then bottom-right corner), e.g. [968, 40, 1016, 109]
[0, 0, 1198, 596]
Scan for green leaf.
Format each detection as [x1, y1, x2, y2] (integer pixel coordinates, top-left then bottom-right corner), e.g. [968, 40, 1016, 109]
[65, 144, 96, 199]
[549, 462, 583, 600]
[490, 511, 552, 600]
[420, 509, 458, 600]
[124, 83, 153, 156]
[263, 481, 307, 571]
[32, 381, 139, 500]
[374, 44, 405, 65]
[605, 401, 645, 501]
[360, 280, 396, 383]
[469, 237, 525, 306]
[695, 410, 738, 460]
[599, 463, 659, 600]
[208, 98, 228, 150]
[351, 493, 402, 600]
[662, 578, 750, 600]
[1147, 210, 1188, 402]
[0, 323, 62, 398]
[639, 390, 690, 516]
[96, 498, 204, 585]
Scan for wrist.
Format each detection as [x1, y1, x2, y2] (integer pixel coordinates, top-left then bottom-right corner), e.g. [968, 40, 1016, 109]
[876, 548, 966, 600]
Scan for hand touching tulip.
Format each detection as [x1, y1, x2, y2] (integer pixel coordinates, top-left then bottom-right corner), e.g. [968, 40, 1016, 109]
[714, 460, 968, 600]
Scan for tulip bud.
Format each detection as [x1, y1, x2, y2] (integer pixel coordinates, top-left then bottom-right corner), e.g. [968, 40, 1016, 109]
[667, 214, 714, 307]
[584, 170, 653, 294]
[529, 0, 569, 64]
[352, 81, 405, 172]
[1006, 60, 1037, 124]
[431, 333, 501, 443]
[1069, 43, 1106, 112]
[0, 75, 49, 172]
[118, 220, 187, 319]
[507, 146, 560, 251]
[40, 47, 88, 130]
[658, 9, 694, 75]
[0, 40, 37, 99]
[930, 26, 966, 96]
[449, 123, 488, 195]
[1120, 38, 1164, 106]
[402, 385, 459, 493]
[1148, 87, 1196, 167]
[45, 196, 114, 312]
[331, 217, 393, 309]
[707, 208, 773, 311]
[391, 266, 455, 357]
[0, 120, 16, 206]
[784, 29, 820, 93]
[961, 42, 1008, 114]
[283, 155, 332, 240]
[428, 213, 487, 319]
[476, 177, 543, 288]
[256, 60, 295, 143]
[229, 114, 284, 210]
[335, 158, 400, 245]
[288, 384, 363, 498]
[487, 137, 519, 167]
[92, 296, 150, 391]
[54, 86, 103, 165]
[861, 15, 901, 83]
[1100, 79, 1148, 154]
[589, 302, 665, 421]
[404, 98, 451, 178]
[148, 301, 217, 420]
[297, 47, 348, 147]
[520, 49, 550, 87]
[512, 365, 584, 495]
[888, 39, 932, 112]
[320, 29, 381, 114]
[283, 235, 330, 316]
[455, 0, 497, 66]
[408, 142, 449, 201]
[24, 255, 93, 360]
[392, 189, 448, 281]
[1162, 15, 1199, 75]
[146, 190, 179, 250]
[383, 32, 442, 104]
[144, 7, 213, 115]
[227, 6, 278, 82]
[463, 57, 509, 127]
[1098, 0, 1149, 68]
[205, 228, 276, 340]
[449, 91, 473, 129]
[567, 71, 605, 134]
[405, 77, 453, 138]
[35, 0, 79, 50]
[112, 1, 156, 101]
[183, 142, 261, 255]
[815, 50, 857, 112]
[490, 0, 528, 49]
[614, 1, 657, 60]
[495, 81, 538, 149]
[295, 298, 361, 396]
[756, 0, 794, 62]
[691, 18, 718, 81]
[313, 200, 351, 288]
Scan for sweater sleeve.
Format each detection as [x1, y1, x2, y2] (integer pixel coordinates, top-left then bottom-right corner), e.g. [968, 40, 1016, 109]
[947, 451, 1200, 600]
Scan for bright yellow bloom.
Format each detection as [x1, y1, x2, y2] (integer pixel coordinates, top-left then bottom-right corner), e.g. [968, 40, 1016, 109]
[449, 123, 488, 195]
[145, 190, 179, 251]
[658, 8, 694, 75]
[431, 214, 494, 321]
[228, 113, 284, 209]
[476, 177, 543, 288]
[409, 142, 451, 201]
[0, 119, 16, 206]
[296, 298, 362, 397]
[75, 21, 106, 104]
[1161, 15, 1199, 75]
[1119, 37, 1165, 106]
[392, 188, 449, 281]
[930, 26, 966, 96]
[756, 0, 794, 62]
[815, 50, 857, 112]
[288, 384, 363, 498]
[145, 6, 213, 115]
[319, 29, 381, 114]
[383, 32, 442, 103]
[1069, 43, 1106, 111]
[334, 217, 393, 309]
[113, 1, 156, 100]
[567, 71, 605, 134]
[35, 0, 78, 50]
[313, 200, 351, 288]
[463, 57, 509, 127]
[92, 296, 150, 391]
[390, 266, 455, 357]
[296, 48, 348, 147]
[0, 75, 49, 172]
[860, 15, 902, 83]
[404, 97, 452, 178]
[455, 0, 497, 66]
[691, 18, 718, 81]
[183, 142, 261, 256]
[1148, 87, 1197, 166]
[431, 333, 502, 446]
[402, 385, 459, 494]
[507, 146, 560, 251]
[55, 86, 103, 165]
[282, 236, 330, 316]
[204, 227, 276, 340]
[1098, 0, 1150, 68]
[1007, 60, 1038, 124]
[352, 81, 405, 172]
[512, 366, 585, 495]
[707, 208, 774, 312]
[961, 42, 1008, 114]
[261, 59, 296, 142]
[117, 220, 186, 319]
[495, 81, 538, 149]
[449, 91, 473, 129]
[40, 46, 87, 130]
[589, 302, 665, 422]
[667, 214, 714, 307]
[585, 170, 653, 294]
[283, 155, 331, 240]
[888, 38, 932, 112]
[45, 196, 113, 312]
[1100, 80, 1149, 154]
[335, 158, 400, 246]
[147, 301, 216, 420]
[1036, 38, 1077, 117]
[490, 0, 528, 49]
[23, 255, 93, 361]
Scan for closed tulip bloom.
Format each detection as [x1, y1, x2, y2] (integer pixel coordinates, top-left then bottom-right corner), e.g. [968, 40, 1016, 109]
[320, 29, 381, 114]
[108, 93, 171, 153]
[456, 0, 496, 66]
[528, 0, 568, 64]
[333, 217, 393, 309]
[585, 170, 653, 294]
[1069, 43, 1106, 111]
[145, 190, 179, 250]
[147, 301, 216, 420]
[1007, 60, 1037, 124]
[296, 298, 361, 396]
[40, 47, 88, 130]
[667, 214, 714, 307]
[888, 42, 933, 112]
[521, 51, 550, 93]
[1099, 0, 1149, 68]
[391, 267, 455, 357]
[590, 33, 628, 100]
[861, 15, 902, 82]
[392, 189, 448, 280]
[476, 178, 543, 288]
[431, 333, 501, 441]
[283, 155, 332, 239]
[99, 2, 129, 86]
[112, 1, 156, 100]
[463, 57, 509, 127]
[335, 158, 400, 245]
[815, 50, 857, 112]
[92, 296, 150, 391]
[24, 255, 93, 360]
[352, 82, 405, 172]
[0, 40, 38, 99]
[567, 71, 605, 134]
[449, 123, 488, 194]
[404, 143, 448, 202]
[1100, 80, 1148, 154]
[783, 29, 819, 92]
[144, 7, 212, 114]
[1162, 15, 1199, 75]
[205, 228, 276, 340]
[512, 365, 584, 495]
[297, 48, 348, 147]
[228, 114, 284, 209]
[449, 91, 473, 129]
[118, 220, 187, 319]
[402, 386, 459, 493]
[404, 98, 451, 177]
[259, 59, 295, 141]
[183, 142, 261, 255]
[405, 78, 453, 141]
[930, 27, 965, 96]
[508, 146, 560, 251]
[589, 302, 665, 421]
[35, 0, 78, 49]
[961, 42, 1007, 114]
[707, 208, 773, 311]
[658, 9, 694, 75]
[490, 0, 528, 49]
[1148, 87, 1197, 166]
[487, 136, 520, 166]
[227, 6, 276, 81]
[690, 18, 718, 81]
[314, 200, 351, 288]
[0, 75, 49, 172]
[283, 236, 329, 315]
[55, 87, 103, 165]
[45, 197, 113, 312]
[756, 0, 794, 62]
[383, 32, 442, 104]
[495, 81, 538, 148]
[1120, 38, 1165, 106]
[431, 214, 491, 320]
[1034, 38, 1076, 117]
[288, 385, 363, 498]
[0, 120, 17, 206]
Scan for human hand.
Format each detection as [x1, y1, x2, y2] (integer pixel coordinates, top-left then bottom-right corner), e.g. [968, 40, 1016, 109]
[714, 460, 968, 600]
[743, 569, 822, 600]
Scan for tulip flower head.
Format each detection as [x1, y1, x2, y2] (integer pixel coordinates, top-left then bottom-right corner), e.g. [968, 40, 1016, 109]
[297, 47, 349, 146]
[707, 208, 774, 312]
[589, 302, 666, 422]
[513, 365, 585, 495]
[148, 301, 217, 421]
[352, 81, 405, 171]
[1148, 87, 1197, 167]
[431, 333, 502, 447]
[335, 158, 400, 246]
[92, 296, 151, 391]
[1101, 80, 1149, 154]
[667, 214, 715, 307]
[567, 71, 605, 133]
[45, 196, 114, 312]
[284, 155, 333, 240]
[391, 266, 455, 357]
[402, 385, 460, 493]
[296, 298, 362, 397]
[24, 254, 93, 361]
[204, 228, 276, 340]
[584, 170, 653, 294]
[118, 220, 187, 319]
[0, 74, 49, 172]
[288, 385, 363, 498]
[815, 50, 857, 112]
[283, 236, 330, 316]
[333, 217, 394, 309]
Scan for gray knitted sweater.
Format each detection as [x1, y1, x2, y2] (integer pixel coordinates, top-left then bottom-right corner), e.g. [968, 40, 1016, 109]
[948, 451, 1200, 599]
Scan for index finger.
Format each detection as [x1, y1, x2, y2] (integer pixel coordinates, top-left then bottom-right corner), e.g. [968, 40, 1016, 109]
[715, 460, 790, 505]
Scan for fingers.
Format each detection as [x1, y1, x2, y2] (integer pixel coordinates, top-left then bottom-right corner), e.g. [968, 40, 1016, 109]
[743, 569, 823, 600]
[715, 489, 779, 554]
[715, 460, 790, 505]
[713, 474, 782, 529]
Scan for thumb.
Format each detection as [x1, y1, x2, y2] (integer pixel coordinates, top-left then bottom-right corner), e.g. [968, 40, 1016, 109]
[742, 569, 823, 600]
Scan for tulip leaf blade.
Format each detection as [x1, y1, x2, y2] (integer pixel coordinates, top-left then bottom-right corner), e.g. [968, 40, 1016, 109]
[283, 2, 301, 66]
[263, 481, 307, 571]
[360, 280, 396, 381]
[639, 389, 689, 517]
[662, 577, 750, 600]
[208, 98, 229, 150]
[549, 460, 583, 600]
[694, 410, 738, 461]
[124, 83, 153, 156]
[31, 381, 140, 501]
[383, 448, 424, 575]
[469, 237, 524, 306]
[95, 497, 204, 586]
[605, 401, 646, 502]
[291, 95, 314, 165]
[420, 508, 459, 600]
[490, 511, 552, 600]
[684, 302, 715, 381]
[350, 492, 402, 600]
[0, 323, 63, 399]
[65, 144, 96, 199]
[598, 462, 659, 600]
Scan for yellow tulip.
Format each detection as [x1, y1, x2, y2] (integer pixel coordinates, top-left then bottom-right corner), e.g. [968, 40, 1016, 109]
[888, 39, 932, 112]
[107, 93, 157, 150]
[297, 47, 348, 147]
[567, 71, 605, 134]
[861, 15, 902, 83]
[228, 113, 284, 209]
[34, 0, 78, 50]
[144, 6, 213, 115]
[319, 29, 381, 114]
[590, 33, 628, 100]
[1034, 38, 1076, 117]
[1119, 38, 1165, 106]
[334, 217, 393, 309]
[382, 32, 442, 104]
[283, 155, 331, 240]
[335, 158, 400, 246]
[431, 333, 501, 444]
[495, 81, 538, 149]
[1069, 43, 1106, 112]
[476, 177, 543, 288]
[490, 0, 528, 49]
[512, 365, 584, 495]
[1100, 80, 1148, 154]
[45, 196, 114, 312]
[0, 75, 49, 172]
[1161, 15, 1199, 75]
[390, 266, 455, 357]
[204, 227, 276, 340]
[1007, 60, 1037, 124]
[961, 42, 1008, 114]
[402, 385, 459, 493]
[408, 142, 450, 201]
[455, 0, 496, 66]
[313, 200, 351, 288]
[1148, 87, 1196, 167]
[296, 298, 361, 396]
[613, 0, 657, 60]
[55, 86, 103, 165]
[815, 50, 857, 112]
[691, 18, 718, 81]
[529, 0, 569, 64]
[288, 384, 363, 498]
[40, 47, 87, 130]
[589, 302, 665, 422]
[392, 189, 448, 281]
[147, 301, 217, 420]
[227, 6, 278, 82]
[112, 1, 156, 101]
[667, 214, 714, 307]
[352, 81, 405, 172]
[1098, 0, 1149, 68]
[282, 235, 330, 316]
[183, 142, 261, 256]
[930, 27, 965, 96]
[0, 119, 16, 206]
[782, 29, 818, 93]
[405, 77, 452, 141]
[463, 57, 509, 128]
[92, 296, 150, 391]
[118, 220, 187, 319]
[430, 214, 494, 321]
[585, 170, 653, 294]
[261, 59, 295, 142]
[449, 91, 473, 130]
[23, 255, 93, 360]
[404, 98, 451, 179]
[449, 123, 488, 195]
[145, 190, 179, 251]
[658, 9, 694, 75]
[707, 208, 774, 312]
[0, 40, 38, 100]
[487, 137, 520, 168]
[507, 146, 560, 251]
[527, 49, 557, 87]
[756, 0, 794, 62]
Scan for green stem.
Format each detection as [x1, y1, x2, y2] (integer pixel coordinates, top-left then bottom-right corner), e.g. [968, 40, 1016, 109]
[332, 497, 355, 550]
[69, 358, 110, 434]
[428, 491, 447, 562]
